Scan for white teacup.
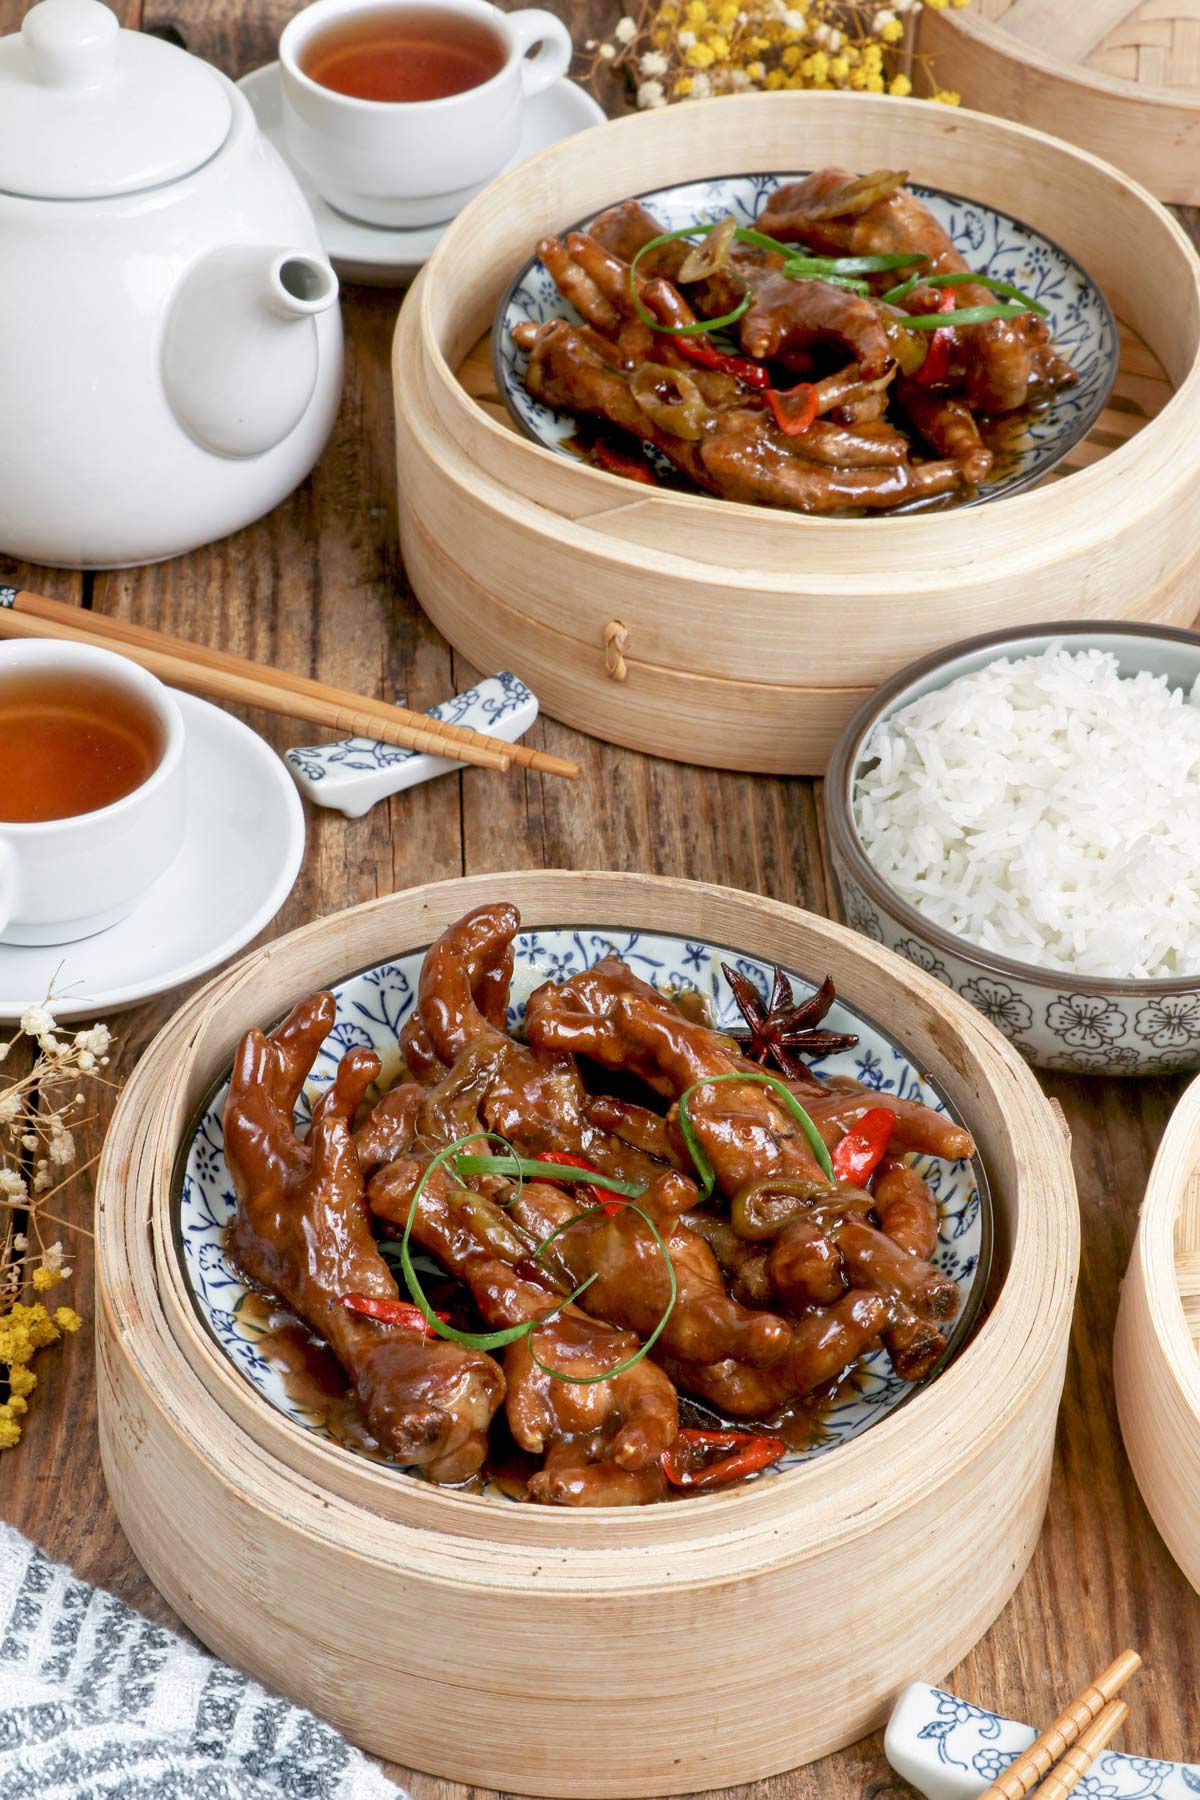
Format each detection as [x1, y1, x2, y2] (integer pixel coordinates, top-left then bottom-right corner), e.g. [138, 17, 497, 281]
[278, 0, 573, 227]
[0, 641, 186, 947]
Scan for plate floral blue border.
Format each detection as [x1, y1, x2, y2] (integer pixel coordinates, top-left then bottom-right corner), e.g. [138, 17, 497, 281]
[175, 926, 992, 1495]
[493, 172, 1119, 509]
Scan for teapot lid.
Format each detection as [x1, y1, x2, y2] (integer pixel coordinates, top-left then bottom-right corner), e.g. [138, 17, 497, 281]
[0, 0, 231, 200]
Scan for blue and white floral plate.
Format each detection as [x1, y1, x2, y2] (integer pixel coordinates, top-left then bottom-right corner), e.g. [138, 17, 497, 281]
[886, 1682, 1200, 1800]
[175, 926, 991, 1492]
[493, 173, 1118, 509]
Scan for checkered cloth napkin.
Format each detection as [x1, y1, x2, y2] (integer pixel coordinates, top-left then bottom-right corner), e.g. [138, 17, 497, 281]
[0, 1521, 404, 1799]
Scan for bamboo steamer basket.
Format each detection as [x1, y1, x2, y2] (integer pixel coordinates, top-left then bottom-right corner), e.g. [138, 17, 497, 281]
[96, 870, 1079, 1796]
[1115, 1072, 1200, 1590]
[919, 2, 1200, 205]
[392, 90, 1200, 774]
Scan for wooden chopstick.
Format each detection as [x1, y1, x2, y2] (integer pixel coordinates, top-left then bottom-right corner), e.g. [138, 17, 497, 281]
[978, 1651, 1142, 1800]
[1035, 1700, 1129, 1800]
[0, 585, 581, 781]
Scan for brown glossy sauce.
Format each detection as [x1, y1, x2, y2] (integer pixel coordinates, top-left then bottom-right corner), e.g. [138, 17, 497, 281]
[302, 7, 506, 102]
[235, 1290, 386, 1460]
[0, 671, 162, 822]
[234, 1287, 840, 1496]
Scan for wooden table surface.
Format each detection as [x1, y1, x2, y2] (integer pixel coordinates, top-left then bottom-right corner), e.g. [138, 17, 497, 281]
[3, 1, 1200, 1792]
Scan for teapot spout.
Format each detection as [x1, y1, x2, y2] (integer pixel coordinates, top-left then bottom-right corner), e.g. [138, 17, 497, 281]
[163, 245, 341, 460]
[265, 251, 339, 321]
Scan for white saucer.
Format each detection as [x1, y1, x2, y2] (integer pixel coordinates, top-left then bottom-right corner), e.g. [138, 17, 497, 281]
[238, 63, 607, 285]
[0, 694, 305, 1021]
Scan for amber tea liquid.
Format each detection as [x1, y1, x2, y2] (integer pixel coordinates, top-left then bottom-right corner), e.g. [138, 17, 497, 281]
[300, 5, 507, 102]
[0, 670, 164, 824]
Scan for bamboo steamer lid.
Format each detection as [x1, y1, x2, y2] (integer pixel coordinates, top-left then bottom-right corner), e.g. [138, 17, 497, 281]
[920, 2, 1200, 206]
[96, 871, 1079, 1794]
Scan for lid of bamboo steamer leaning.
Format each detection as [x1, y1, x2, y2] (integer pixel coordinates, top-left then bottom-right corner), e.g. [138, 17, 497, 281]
[0, 0, 230, 200]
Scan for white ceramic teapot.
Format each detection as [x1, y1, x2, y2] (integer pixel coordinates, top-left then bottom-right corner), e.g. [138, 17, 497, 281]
[0, 0, 343, 569]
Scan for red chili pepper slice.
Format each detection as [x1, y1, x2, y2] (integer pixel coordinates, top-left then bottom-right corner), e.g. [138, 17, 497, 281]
[340, 1294, 449, 1333]
[765, 381, 819, 436]
[539, 1149, 624, 1217]
[830, 1107, 895, 1186]
[592, 439, 659, 486]
[661, 1427, 786, 1490]
[915, 289, 957, 387]
[674, 333, 771, 390]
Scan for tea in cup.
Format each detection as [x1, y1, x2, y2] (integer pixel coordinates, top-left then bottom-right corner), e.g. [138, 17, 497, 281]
[0, 641, 186, 945]
[278, 0, 573, 227]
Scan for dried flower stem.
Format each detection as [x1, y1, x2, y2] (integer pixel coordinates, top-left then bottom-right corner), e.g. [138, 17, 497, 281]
[0, 994, 114, 1448]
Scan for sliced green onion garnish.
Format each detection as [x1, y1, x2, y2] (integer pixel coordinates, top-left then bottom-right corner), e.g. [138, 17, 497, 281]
[626, 226, 924, 336]
[527, 1199, 678, 1386]
[784, 264, 871, 295]
[391, 1132, 596, 1352]
[676, 1070, 835, 1193]
[783, 252, 922, 279]
[902, 301, 1038, 328]
[454, 1152, 645, 1198]
[881, 269, 1048, 314]
[630, 227, 752, 336]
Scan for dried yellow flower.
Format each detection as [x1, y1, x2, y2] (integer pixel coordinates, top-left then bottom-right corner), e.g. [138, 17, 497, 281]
[585, 0, 972, 110]
[54, 1307, 82, 1333]
[931, 86, 961, 104]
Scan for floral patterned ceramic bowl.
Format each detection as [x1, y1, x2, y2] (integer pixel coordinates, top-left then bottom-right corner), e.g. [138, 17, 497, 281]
[493, 172, 1118, 508]
[826, 622, 1200, 1078]
[175, 925, 991, 1493]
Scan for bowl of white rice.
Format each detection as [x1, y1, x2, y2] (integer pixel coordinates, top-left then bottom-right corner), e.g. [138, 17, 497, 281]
[825, 621, 1200, 1076]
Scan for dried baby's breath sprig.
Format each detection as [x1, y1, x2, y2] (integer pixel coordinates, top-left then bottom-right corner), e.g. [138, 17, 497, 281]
[0, 994, 113, 1449]
[589, 0, 969, 109]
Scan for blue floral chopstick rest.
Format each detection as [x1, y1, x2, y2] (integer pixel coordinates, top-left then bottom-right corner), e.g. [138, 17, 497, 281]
[885, 1683, 1200, 1800]
[285, 673, 538, 818]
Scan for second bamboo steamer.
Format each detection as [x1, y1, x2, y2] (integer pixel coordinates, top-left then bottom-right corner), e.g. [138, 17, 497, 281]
[96, 871, 1078, 1796]
[392, 90, 1200, 772]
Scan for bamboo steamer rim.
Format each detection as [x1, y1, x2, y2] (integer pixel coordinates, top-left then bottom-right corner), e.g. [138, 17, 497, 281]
[99, 869, 1080, 1570]
[411, 88, 1200, 578]
[934, 5, 1200, 109]
[397, 296, 1198, 606]
[1126, 1073, 1200, 1400]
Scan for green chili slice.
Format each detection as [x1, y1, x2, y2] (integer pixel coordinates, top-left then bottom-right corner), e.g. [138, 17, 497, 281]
[676, 1070, 835, 1193]
[527, 1199, 678, 1386]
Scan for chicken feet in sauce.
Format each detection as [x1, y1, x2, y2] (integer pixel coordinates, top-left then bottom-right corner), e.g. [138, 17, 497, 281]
[223, 995, 505, 1481]
[515, 169, 1080, 513]
[220, 904, 979, 1504]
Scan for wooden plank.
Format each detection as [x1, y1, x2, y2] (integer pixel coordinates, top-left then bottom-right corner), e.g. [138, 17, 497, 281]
[3, 12, 1200, 1800]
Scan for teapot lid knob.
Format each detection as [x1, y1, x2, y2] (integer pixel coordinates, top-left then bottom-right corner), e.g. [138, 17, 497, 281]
[22, 0, 118, 91]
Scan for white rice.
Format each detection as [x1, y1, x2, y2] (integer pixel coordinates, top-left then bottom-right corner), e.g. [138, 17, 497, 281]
[853, 642, 1200, 980]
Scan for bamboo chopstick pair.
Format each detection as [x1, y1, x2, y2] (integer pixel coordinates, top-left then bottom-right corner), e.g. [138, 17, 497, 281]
[0, 584, 581, 781]
[978, 1650, 1141, 1800]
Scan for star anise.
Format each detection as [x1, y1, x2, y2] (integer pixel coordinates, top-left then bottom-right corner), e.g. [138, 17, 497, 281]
[720, 963, 859, 1086]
